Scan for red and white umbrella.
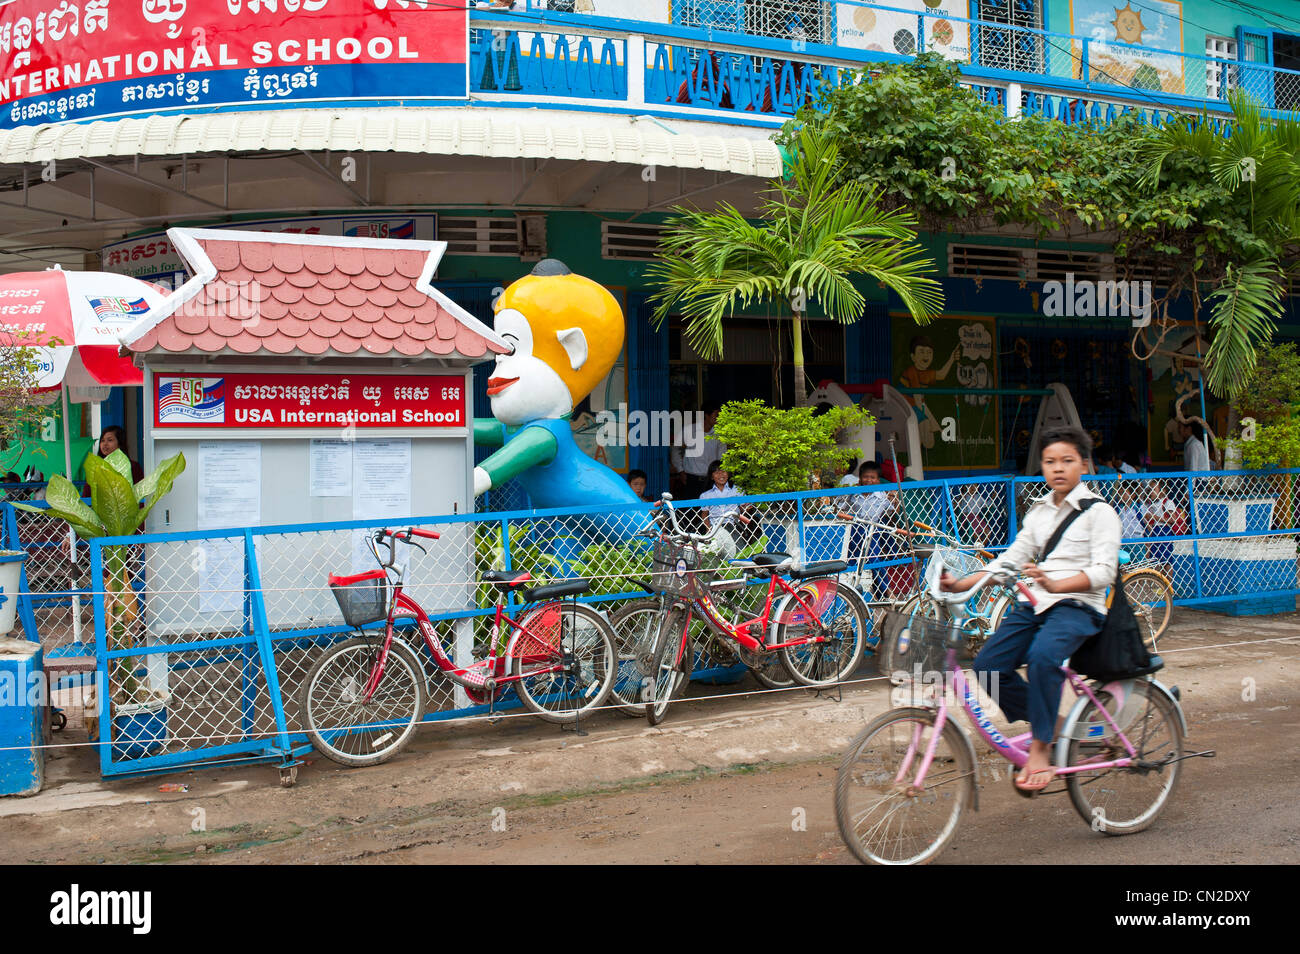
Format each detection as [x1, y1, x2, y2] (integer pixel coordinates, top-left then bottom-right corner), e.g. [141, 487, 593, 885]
[0, 267, 169, 391]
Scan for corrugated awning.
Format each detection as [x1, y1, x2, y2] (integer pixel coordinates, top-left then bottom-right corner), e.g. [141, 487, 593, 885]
[0, 107, 783, 178]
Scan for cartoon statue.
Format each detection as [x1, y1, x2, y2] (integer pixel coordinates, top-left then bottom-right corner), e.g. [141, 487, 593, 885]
[473, 260, 641, 538]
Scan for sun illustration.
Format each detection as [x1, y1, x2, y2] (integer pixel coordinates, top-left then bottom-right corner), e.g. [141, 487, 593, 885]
[1111, 3, 1145, 45]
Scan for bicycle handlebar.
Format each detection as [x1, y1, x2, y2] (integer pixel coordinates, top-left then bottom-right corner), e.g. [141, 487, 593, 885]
[653, 492, 724, 545]
[929, 565, 1038, 608]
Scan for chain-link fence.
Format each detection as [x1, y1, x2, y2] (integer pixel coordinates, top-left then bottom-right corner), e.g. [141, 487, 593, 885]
[2, 501, 94, 657]
[29, 468, 1289, 778]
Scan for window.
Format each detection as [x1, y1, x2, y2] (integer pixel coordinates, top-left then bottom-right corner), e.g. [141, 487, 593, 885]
[673, 0, 831, 43]
[743, 0, 831, 45]
[1206, 35, 1237, 100]
[974, 0, 1044, 75]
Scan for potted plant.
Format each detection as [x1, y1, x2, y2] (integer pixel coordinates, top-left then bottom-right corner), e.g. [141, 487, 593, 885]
[16, 450, 185, 757]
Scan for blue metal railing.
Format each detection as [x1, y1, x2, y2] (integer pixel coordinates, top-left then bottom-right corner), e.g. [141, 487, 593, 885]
[6, 466, 1297, 778]
[469, 3, 1300, 128]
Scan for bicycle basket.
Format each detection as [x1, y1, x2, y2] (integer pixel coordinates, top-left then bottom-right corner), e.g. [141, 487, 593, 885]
[330, 575, 390, 628]
[881, 609, 965, 676]
[652, 537, 699, 595]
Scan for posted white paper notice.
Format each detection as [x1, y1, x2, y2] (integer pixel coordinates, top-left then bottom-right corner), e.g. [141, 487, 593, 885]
[352, 439, 412, 573]
[310, 439, 353, 497]
[197, 442, 261, 614]
[197, 538, 244, 615]
[197, 442, 262, 530]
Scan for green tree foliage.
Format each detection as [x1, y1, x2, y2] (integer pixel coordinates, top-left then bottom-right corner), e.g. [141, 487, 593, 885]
[647, 124, 943, 405]
[0, 337, 47, 472]
[784, 55, 1300, 398]
[1227, 342, 1300, 469]
[713, 399, 873, 494]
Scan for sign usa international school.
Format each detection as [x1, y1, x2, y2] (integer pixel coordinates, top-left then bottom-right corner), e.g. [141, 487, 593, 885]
[0, 0, 468, 129]
[155, 372, 466, 428]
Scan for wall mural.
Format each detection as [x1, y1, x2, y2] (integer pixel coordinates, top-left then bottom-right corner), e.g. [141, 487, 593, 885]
[891, 314, 999, 470]
[836, 0, 971, 62]
[1073, 0, 1186, 94]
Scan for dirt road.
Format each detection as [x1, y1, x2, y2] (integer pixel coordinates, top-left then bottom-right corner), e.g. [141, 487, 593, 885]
[2, 610, 1297, 865]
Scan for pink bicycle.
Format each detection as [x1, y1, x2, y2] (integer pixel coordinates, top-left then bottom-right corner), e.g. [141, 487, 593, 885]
[835, 564, 1212, 865]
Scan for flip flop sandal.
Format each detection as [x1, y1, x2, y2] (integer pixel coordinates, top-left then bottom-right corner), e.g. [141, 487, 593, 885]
[1012, 767, 1055, 797]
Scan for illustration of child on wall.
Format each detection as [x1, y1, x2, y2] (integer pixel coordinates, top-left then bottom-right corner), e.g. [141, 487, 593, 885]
[899, 335, 960, 449]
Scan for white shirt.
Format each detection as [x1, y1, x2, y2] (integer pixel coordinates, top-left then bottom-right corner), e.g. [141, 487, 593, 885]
[838, 474, 859, 487]
[671, 422, 725, 478]
[700, 482, 743, 526]
[1118, 461, 1137, 475]
[846, 486, 892, 523]
[987, 482, 1121, 616]
[1120, 505, 1144, 540]
[1184, 437, 1211, 471]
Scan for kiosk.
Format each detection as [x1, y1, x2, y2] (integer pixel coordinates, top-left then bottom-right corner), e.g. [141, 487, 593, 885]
[122, 228, 506, 637]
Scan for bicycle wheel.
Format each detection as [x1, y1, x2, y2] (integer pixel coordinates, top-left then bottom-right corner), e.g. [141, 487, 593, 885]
[608, 599, 669, 717]
[835, 707, 974, 865]
[878, 594, 944, 684]
[646, 607, 693, 726]
[300, 635, 427, 767]
[1122, 569, 1174, 653]
[1064, 681, 1183, 835]
[775, 580, 867, 687]
[749, 651, 797, 690]
[512, 603, 617, 724]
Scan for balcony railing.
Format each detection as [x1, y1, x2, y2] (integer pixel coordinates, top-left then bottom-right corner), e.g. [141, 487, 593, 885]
[471, 2, 1300, 128]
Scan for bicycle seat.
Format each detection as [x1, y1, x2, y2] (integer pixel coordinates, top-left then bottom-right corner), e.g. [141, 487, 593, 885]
[750, 552, 792, 567]
[521, 579, 591, 603]
[790, 560, 848, 579]
[482, 570, 532, 588]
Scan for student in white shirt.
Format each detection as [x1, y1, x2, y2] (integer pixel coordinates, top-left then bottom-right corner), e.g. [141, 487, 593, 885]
[939, 427, 1121, 793]
[838, 462, 897, 572]
[671, 404, 725, 499]
[699, 460, 748, 559]
[1179, 420, 1212, 471]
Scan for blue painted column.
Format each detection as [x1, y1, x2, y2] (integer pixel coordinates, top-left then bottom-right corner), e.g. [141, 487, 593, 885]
[627, 292, 670, 495]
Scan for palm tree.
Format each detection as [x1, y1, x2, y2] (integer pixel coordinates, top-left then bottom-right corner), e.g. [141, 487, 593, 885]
[1136, 90, 1300, 397]
[646, 125, 944, 406]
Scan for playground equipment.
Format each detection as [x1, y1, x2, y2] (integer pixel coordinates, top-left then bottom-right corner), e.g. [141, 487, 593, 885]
[811, 380, 923, 480]
[1024, 383, 1084, 476]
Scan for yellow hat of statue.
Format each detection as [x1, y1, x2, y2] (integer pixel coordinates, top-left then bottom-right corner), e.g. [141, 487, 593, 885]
[495, 260, 625, 404]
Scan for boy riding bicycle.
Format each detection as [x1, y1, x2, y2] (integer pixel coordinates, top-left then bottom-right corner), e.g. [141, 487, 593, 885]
[938, 427, 1121, 792]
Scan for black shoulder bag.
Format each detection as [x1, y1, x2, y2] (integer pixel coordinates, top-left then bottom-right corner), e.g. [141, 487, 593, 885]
[1040, 499, 1155, 681]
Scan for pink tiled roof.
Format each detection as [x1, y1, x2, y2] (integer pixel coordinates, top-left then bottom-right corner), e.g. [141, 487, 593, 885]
[129, 237, 506, 359]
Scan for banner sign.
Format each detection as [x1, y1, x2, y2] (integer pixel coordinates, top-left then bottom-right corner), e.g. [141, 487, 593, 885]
[102, 213, 437, 281]
[154, 372, 466, 428]
[0, 0, 468, 129]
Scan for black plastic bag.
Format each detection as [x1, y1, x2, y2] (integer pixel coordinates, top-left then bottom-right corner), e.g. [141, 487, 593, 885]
[1070, 566, 1155, 681]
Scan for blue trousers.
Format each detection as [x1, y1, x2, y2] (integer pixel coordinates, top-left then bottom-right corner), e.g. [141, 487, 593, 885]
[972, 601, 1104, 744]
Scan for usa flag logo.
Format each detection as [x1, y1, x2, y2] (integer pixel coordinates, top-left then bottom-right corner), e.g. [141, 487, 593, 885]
[87, 296, 150, 324]
[158, 377, 224, 424]
[344, 220, 415, 240]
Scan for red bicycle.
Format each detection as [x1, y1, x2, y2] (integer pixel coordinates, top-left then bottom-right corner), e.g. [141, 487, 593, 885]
[641, 496, 869, 725]
[301, 527, 618, 766]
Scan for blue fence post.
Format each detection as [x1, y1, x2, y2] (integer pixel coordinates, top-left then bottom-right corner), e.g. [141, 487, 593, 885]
[1080, 36, 1089, 83]
[796, 495, 806, 558]
[941, 480, 956, 538]
[1006, 478, 1019, 544]
[90, 539, 111, 776]
[3, 503, 40, 641]
[245, 529, 291, 755]
[1185, 476, 1203, 601]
